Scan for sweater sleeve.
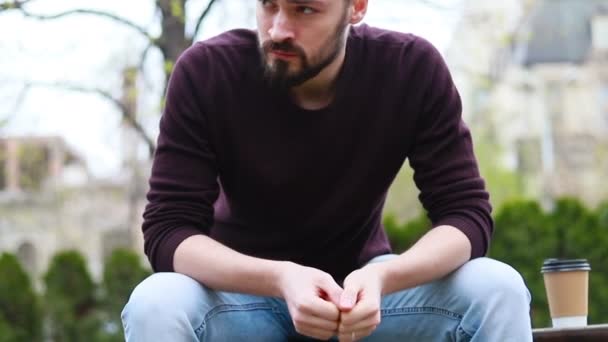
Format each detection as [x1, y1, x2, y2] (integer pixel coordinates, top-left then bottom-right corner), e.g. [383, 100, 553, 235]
[407, 38, 493, 259]
[141, 48, 219, 272]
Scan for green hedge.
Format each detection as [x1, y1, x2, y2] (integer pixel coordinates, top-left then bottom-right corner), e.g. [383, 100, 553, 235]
[384, 197, 608, 328]
[0, 249, 149, 342]
[0, 253, 42, 342]
[3, 197, 606, 339]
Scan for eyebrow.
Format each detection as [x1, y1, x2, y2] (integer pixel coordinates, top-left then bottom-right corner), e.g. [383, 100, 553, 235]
[286, 0, 325, 6]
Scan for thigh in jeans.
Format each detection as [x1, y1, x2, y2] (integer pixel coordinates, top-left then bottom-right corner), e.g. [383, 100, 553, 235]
[364, 255, 466, 341]
[122, 272, 293, 342]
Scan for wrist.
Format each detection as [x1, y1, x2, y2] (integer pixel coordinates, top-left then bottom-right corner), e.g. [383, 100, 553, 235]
[367, 257, 422, 295]
[364, 262, 392, 295]
[270, 260, 295, 298]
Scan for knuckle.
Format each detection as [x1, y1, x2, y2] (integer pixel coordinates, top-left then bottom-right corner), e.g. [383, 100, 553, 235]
[320, 331, 334, 340]
[319, 273, 333, 285]
[294, 301, 309, 313]
[292, 313, 304, 325]
[330, 322, 339, 331]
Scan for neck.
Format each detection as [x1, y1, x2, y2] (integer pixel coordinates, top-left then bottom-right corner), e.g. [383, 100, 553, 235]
[289, 48, 346, 111]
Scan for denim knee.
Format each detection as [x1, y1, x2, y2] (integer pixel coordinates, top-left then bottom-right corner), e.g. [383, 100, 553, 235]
[451, 258, 531, 308]
[121, 273, 206, 334]
[121, 273, 292, 341]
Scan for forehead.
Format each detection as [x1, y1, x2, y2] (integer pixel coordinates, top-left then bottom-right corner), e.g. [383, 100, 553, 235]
[286, 0, 324, 3]
[274, 0, 334, 7]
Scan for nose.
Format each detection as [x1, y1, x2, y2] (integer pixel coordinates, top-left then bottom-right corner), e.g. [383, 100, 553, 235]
[268, 10, 295, 42]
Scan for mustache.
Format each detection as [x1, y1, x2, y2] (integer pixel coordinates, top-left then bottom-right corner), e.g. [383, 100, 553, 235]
[262, 40, 305, 55]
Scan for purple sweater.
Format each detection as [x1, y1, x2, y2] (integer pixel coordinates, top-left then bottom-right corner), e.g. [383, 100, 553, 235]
[142, 24, 493, 282]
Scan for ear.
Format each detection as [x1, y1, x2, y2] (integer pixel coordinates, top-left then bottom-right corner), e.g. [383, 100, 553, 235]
[348, 0, 368, 25]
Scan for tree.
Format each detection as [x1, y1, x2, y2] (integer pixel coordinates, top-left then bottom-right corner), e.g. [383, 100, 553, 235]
[1, 0, 458, 158]
[0, 317, 19, 342]
[98, 249, 151, 342]
[43, 250, 99, 342]
[0, 253, 43, 342]
[489, 200, 553, 327]
[489, 197, 608, 327]
[388, 197, 608, 327]
[0, 0, 223, 157]
[548, 198, 608, 324]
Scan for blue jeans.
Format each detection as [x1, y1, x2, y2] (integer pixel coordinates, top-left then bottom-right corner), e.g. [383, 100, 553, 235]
[122, 256, 532, 341]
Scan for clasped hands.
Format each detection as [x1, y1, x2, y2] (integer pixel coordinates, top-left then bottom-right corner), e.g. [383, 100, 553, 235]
[279, 262, 385, 341]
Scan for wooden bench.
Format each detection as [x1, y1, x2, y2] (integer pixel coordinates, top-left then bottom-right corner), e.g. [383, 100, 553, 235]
[533, 324, 608, 341]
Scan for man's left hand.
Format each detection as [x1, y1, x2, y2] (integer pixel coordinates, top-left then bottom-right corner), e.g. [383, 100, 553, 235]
[336, 264, 385, 341]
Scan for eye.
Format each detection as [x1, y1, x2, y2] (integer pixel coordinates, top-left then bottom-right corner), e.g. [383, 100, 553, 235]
[297, 6, 317, 15]
[259, 0, 275, 8]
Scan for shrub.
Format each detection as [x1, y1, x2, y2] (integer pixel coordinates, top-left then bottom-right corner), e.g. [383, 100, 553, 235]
[0, 253, 42, 342]
[383, 213, 430, 253]
[43, 250, 100, 342]
[386, 197, 608, 327]
[98, 249, 151, 342]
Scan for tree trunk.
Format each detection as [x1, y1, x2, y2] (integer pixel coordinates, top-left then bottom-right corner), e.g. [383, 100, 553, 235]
[156, 0, 192, 85]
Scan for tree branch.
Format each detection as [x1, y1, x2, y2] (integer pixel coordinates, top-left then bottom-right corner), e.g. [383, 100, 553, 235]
[0, 83, 30, 129]
[5, 3, 156, 44]
[192, 0, 220, 40]
[138, 42, 155, 72]
[0, 0, 34, 11]
[416, 0, 457, 11]
[28, 81, 156, 157]
[137, 42, 157, 90]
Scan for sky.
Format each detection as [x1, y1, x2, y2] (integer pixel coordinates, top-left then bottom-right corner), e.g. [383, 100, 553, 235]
[0, 0, 463, 178]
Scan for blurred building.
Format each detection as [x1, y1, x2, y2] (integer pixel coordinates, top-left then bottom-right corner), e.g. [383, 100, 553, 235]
[447, 0, 608, 208]
[0, 136, 147, 285]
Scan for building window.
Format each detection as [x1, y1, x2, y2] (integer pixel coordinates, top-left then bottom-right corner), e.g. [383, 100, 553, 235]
[601, 82, 608, 128]
[592, 15, 608, 50]
[16, 241, 37, 275]
[546, 81, 564, 119]
[516, 138, 542, 174]
[18, 143, 50, 191]
[102, 229, 132, 262]
[0, 141, 6, 190]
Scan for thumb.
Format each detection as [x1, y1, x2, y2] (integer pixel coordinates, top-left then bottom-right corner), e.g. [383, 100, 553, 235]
[319, 278, 344, 307]
[339, 283, 359, 311]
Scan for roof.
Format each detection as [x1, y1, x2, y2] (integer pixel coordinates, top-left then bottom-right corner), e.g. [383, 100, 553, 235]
[513, 0, 608, 67]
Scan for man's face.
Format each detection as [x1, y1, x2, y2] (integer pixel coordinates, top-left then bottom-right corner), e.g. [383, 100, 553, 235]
[256, 0, 351, 89]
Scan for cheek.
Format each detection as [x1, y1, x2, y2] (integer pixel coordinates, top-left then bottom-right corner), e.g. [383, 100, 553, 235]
[256, 12, 269, 38]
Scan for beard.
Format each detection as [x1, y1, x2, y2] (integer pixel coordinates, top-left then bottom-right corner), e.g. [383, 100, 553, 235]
[259, 10, 350, 90]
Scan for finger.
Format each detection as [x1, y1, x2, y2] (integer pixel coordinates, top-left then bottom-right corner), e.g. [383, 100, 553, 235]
[292, 312, 339, 331]
[340, 309, 380, 331]
[339, 299, 378, 325]
[318, 276, 344, 307]
[303, 296, 341, 321]
[338, 326, 377, 341]
[339, 284, 360, 312]
[295, 325, 337, 341]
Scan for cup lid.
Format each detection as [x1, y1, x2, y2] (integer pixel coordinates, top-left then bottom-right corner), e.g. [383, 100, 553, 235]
[541, 258, 591, 273]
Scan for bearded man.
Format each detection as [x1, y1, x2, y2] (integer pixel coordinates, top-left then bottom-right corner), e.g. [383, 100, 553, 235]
[122, 1, 533, 341]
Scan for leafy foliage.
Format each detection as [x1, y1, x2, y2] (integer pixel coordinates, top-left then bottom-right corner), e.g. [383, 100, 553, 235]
[0, 253, 43, 342]
[0, 248, 150, 342]
[384, 197, 608, 328]
[98, 249, 151, 342]
[384, 213, 430, 253]
[43, 251, 99, 342]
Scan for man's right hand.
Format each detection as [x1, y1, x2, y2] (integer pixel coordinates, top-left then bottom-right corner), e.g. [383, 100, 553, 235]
[278, 262, 344, 341]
